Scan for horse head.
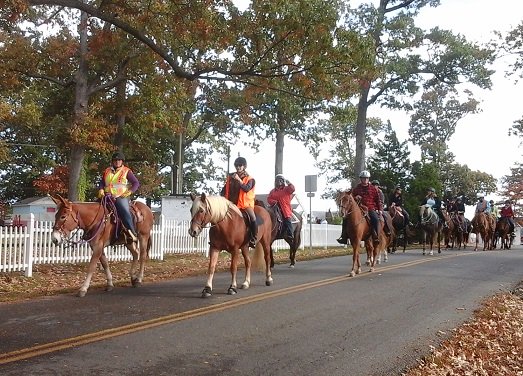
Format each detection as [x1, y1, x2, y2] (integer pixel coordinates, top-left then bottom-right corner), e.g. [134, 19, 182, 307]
[51, 194, 78, 245]
[419, 205, 438, 225]
[189, 193, 210, 237]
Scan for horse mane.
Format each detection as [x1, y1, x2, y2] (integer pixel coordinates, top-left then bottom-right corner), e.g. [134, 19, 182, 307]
[195, 195, 242, 222]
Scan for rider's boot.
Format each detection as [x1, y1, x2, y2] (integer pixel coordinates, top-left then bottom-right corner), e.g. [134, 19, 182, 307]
[336, 218, 348, 244]
[249, 220, 257, 248]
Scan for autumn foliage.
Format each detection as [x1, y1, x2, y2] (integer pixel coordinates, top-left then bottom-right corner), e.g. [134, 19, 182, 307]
[33, 165, 69, 196]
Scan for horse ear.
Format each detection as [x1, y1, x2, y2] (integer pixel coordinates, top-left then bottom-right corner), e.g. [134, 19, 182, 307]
[201, 192, 207, 201]
[50, 194, 66, 206]
[190, 193, 196, 202]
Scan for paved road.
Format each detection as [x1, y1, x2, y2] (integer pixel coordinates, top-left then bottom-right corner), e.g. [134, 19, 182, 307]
[0, 246, 522, 375]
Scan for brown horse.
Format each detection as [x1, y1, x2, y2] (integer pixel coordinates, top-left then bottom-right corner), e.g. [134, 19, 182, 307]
[449, 212, 467, 249]
[50, 194, 153, 297]
[387, 203, 408, 253]
[471, 212, 494, 251]
[336, 190, 392, 277]
[495, 217, 514, 250]
[418, 205, 442, 255]
[188, 193, 273, 297]
[441, 209, 455, 249]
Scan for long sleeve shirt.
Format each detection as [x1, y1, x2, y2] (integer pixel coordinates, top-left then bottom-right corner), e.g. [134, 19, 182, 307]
[267, 183, 295, 218]
[353, 183, 382, 211]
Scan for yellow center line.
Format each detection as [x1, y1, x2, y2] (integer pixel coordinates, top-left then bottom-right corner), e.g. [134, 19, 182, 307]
[0, 252, 471, 365]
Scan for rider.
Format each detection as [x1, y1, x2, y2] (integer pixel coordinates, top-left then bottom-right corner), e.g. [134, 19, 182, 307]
[388, 185, 412, 226]
[420, 187, 446, 228]
[475, 194, 490, 215]
[267, 174, 295, 241]
[448, 196, 466, 229]
[371, 180, 386, 209]
[489, 200, 499, 220]
[500, 200, 515, 236]
[221, 156, 257, 248]
[98, 151, 140, 242]
[337, 170, 389, 245]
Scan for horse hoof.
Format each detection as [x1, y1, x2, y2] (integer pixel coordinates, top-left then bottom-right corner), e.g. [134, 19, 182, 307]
[349, 271, 356, 277]
[240, 283, 249, 290]
[77, 290, 87, 298]
[288, 264, 295, 269]
[265, 279, 273, 286]
[201, 287, 212, 298]
[132, 281, 142, 288]
[105, 285, 114, 292]
[370, 267, 374, 272]
[227, 286, 238, 295]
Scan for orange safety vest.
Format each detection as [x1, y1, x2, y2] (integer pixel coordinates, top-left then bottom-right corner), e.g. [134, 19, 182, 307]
[103, 166, 131, 198]
[237, 175, 255, 209]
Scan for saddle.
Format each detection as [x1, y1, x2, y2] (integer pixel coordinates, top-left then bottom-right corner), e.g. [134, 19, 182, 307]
[102, 198, 144, 243]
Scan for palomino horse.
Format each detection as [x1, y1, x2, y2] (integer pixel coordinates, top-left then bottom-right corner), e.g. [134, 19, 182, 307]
[495, 217, 514, 250]
[51, 194, 153, 297]
[418, 205, 442, 255]
[387, 203, 408, 253]
[471, 212, 494, 251]
[336, 190, 392, 277]
[188, 193, 273, 297]
[258, 201, 303, 268]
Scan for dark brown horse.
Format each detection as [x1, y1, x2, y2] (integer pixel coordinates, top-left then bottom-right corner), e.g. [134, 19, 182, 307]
[471, 212, 494, 251]
[188, 193, 273, 297]
[387, 203, 408, 253]
[336, 190, 392, 277]
[51, 194, 153, 297]
[495, 217, 514, 250]
[418, 205, 442, 255]
[449, 212, 467, 249]
[258, 201, 303, 268]
[441, 209, 455, 249]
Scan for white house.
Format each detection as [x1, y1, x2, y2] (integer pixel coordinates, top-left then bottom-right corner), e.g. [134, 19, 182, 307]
[11, 196, 57, 225]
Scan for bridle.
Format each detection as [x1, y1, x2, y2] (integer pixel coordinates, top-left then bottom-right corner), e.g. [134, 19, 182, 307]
[54, 201, 109, 245]
[190, 198, 230, 231]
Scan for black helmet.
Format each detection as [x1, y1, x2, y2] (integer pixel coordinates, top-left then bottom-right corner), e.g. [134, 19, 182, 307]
[234, 156, 247, 167]
[112, 151, 125, 160]
[371, 180, 380, 186]
[505, 200, 511, 204]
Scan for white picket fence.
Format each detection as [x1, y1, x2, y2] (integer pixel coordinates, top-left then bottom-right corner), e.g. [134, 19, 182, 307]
[0, 214, 342, 277]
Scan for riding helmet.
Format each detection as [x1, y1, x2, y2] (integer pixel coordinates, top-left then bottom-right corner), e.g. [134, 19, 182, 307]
[234, 156, 247, 167]
[112, 151, 125, 161]
[275, 174, 285, 180]
[371, 180, 380, 186]
[427, 187, 435, 193]
[359, 170, 371, 178]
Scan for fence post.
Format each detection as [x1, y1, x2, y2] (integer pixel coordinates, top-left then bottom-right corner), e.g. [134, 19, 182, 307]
[158, 214, 165, 261]
[25, 214, 35, 277]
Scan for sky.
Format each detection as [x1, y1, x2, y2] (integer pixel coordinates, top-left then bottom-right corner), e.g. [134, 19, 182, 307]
[229, 0, 523, 216]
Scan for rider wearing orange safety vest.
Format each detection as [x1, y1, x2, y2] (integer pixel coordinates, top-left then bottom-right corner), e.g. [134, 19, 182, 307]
[221, 156, 257, 248]
[98, 151, 140, 242]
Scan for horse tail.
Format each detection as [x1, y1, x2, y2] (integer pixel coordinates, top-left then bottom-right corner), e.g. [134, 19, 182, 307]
[146, 233, 152, 259]
[251, 242, 266, 272]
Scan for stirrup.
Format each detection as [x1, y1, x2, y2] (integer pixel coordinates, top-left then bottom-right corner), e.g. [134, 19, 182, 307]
[249, 238, 256, 248]
[337, 237, 347, 245]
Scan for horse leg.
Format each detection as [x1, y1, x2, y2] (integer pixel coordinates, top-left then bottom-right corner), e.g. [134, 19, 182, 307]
[349, 239, 361, 277]
[127, 241, 141, 287]
[263, 241, 273, 286]
[98, 252, 114, 292]
[202, 248, 219, 298]
[136, 235, 150, 286]
[228, 249, 240, 294]
[239, 246, 251, 290]
[437, 231, 441, 254]
[78, 246, 103, 297]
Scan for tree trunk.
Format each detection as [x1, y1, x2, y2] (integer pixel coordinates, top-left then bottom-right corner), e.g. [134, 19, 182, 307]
[68, 11, 89, 201]
[275, 130, 285, 176]
[354, 85, 370, 186]
[114, 78, 127, 149]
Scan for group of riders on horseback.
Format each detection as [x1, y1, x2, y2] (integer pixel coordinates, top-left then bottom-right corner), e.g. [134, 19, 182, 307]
[336, 170, 517, 247]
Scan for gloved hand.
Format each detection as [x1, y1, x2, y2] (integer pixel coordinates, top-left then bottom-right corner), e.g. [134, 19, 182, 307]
[97, 189, 105, 199]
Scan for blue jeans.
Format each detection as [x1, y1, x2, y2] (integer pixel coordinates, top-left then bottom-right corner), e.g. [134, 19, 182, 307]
[115, 197, 136, 234]
[283, 218, 294, 238]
